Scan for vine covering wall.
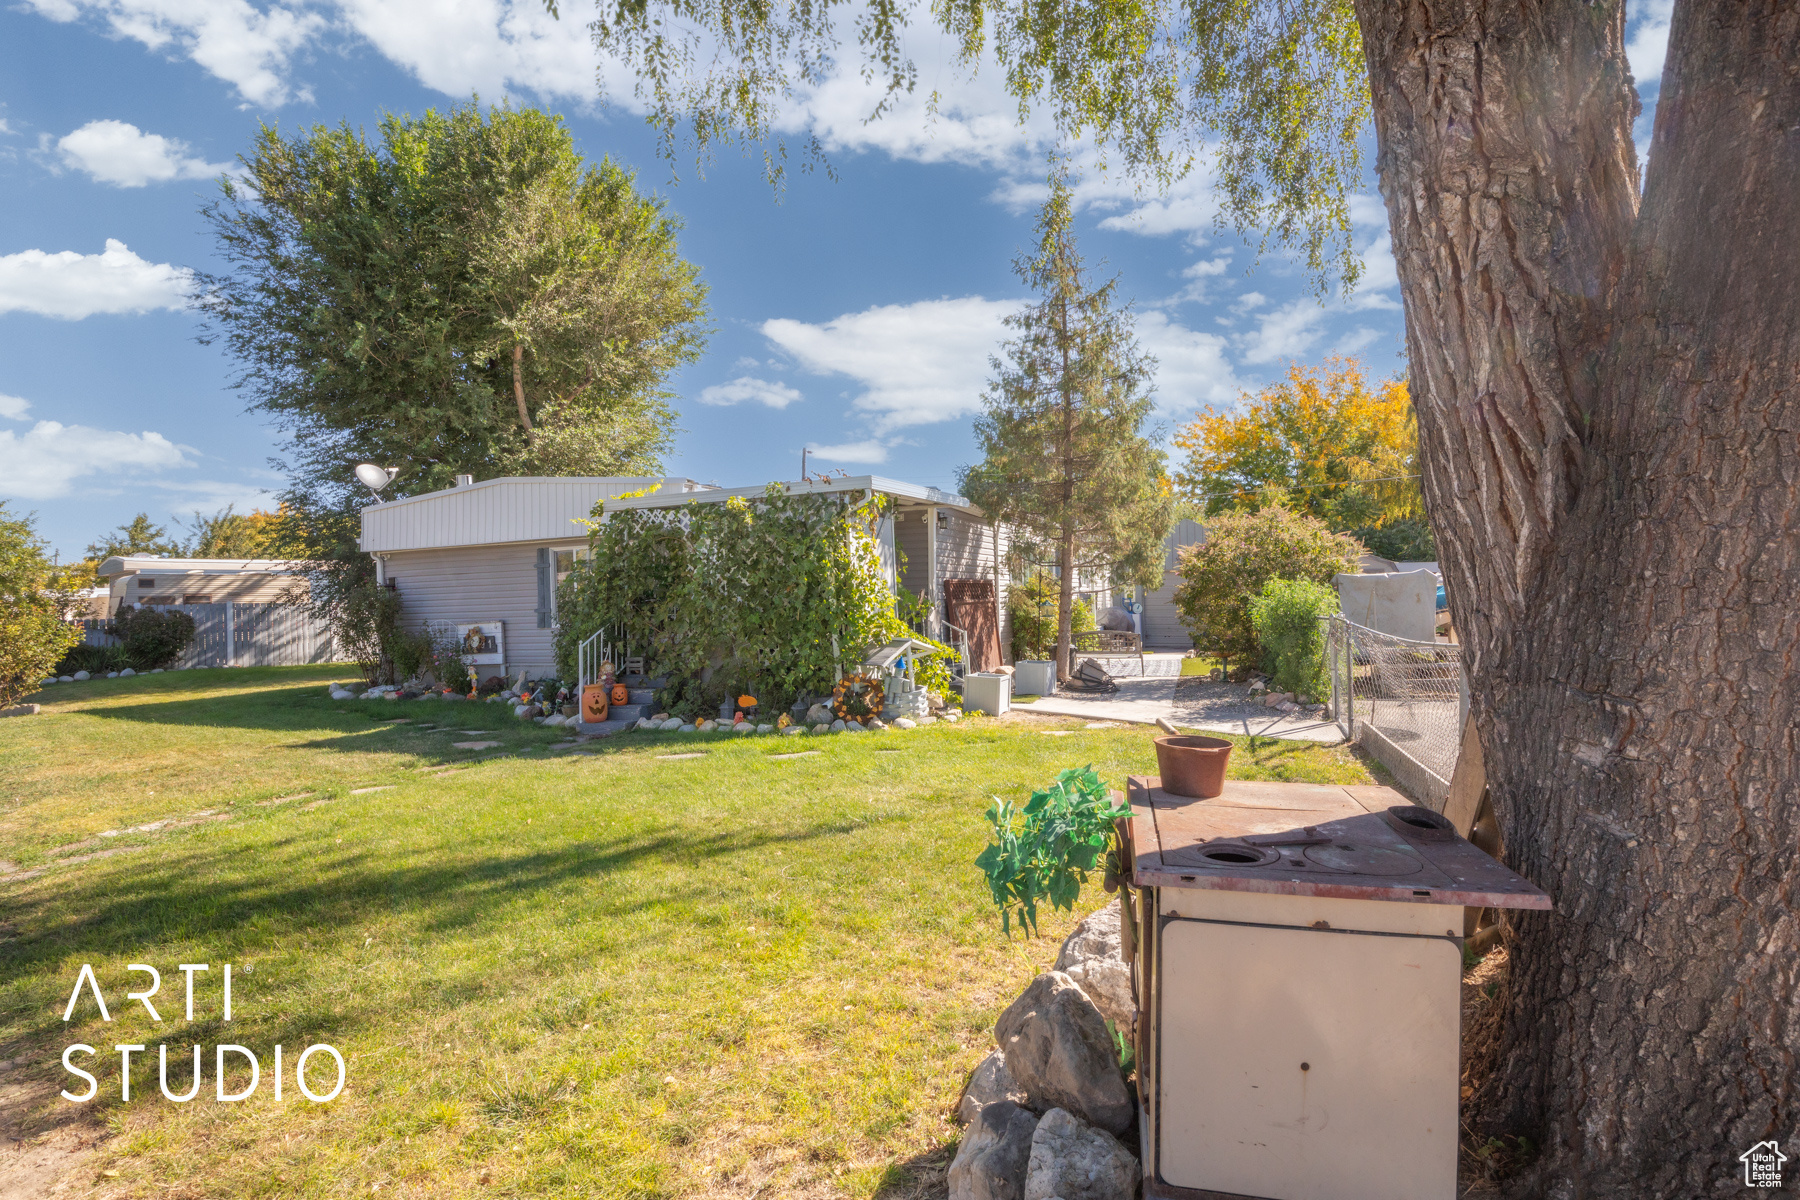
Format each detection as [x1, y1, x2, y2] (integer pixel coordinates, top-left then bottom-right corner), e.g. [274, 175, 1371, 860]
[554, 484, 927, 716]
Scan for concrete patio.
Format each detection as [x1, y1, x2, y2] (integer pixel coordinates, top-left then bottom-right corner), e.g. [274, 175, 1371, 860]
[1008, 652, 1345, 744]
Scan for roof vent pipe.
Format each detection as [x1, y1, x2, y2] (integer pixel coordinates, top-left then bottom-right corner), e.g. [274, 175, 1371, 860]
[454, 474, 474, 488]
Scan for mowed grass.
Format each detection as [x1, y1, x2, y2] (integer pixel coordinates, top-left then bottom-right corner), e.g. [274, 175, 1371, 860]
[0, 667, 1371, 1199]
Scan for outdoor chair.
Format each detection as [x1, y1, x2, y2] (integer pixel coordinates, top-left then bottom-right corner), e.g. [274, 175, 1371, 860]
[1071, 629, 1145, 673]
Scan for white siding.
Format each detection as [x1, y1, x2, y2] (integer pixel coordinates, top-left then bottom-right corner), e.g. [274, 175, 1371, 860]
[938, 511, 1012, 661]
[361, 477, 699, 553]
[383, 542, 582, 676]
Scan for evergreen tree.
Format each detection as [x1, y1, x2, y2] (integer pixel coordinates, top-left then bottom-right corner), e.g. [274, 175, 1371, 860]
[961, 165, 1174, 679]
[85, 514, 184, 561]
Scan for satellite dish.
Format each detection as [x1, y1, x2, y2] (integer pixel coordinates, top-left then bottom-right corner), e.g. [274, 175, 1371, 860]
[354, 463, 397, 502]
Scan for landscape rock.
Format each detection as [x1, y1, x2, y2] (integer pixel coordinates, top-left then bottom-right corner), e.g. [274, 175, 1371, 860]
[805, 703, 835, 725]
[842, 722, 864, 733]
[948, 1100, 1039, 1200]
[679, 723, 696, 733]
[637, 718, 655, 730]
[73, 671, 90, 681]
[917, 714, 937, 725]
[958, 1050, 1027, 1126]
[59, 675, 74, 682]
[942, 710, 961, 722]
[544, 714, 567, 727]
[866, 717, 887, 730]
[0, 704, 41, 718]
[151, 668, 164, 673]
[830, 718, 846, 732]
[812, 723, 831, 734]
[733, 723, 755, 735]
[1248, 679, 1266, 692]
[106, 671, 119, 678]
[660, 718, 684, 731]
[756, 723, 774, 733]
[1022, 1108, 1138, 1200]
[994, 972, 1133, 1136]
[893, 717, 917, 730]
[782, 726, 805, 736]
[119, 668, 136, 677]
[1054, 901, 1136, 1038]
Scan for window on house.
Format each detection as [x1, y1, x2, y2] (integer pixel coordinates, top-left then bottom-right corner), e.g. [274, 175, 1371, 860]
[137, 577, 156, 588]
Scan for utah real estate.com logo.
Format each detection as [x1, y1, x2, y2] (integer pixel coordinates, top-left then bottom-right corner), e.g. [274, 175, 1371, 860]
[1741, 1140, 1787, 1189]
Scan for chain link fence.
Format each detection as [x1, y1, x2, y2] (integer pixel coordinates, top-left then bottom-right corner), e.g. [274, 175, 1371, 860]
[1325, 614, 1467, 809]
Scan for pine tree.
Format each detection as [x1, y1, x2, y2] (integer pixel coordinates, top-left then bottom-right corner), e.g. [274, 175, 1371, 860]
[961, 165, 1174, 679]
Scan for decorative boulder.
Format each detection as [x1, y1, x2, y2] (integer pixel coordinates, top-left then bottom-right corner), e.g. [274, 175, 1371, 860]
[958, 1050, 1027, 1126]
[995, 972, 1133, 1136]
[781, 726, 804, 736]
[522, 705, 545, 720]
[893, 717, 917, 730]
[805, 703, 834, 725]
[1022, 1108, 1138, 1200]
[660, 718, 684, 731]
[812, 723, 831, 734]
[830, 718, 846, 732]
[73, 671, 91, 681]
[1054, 900, 1137, 1039]
[544, 714, 567, 726]
[679, 723, 696, 733]
[119, 667, 136, 677]
[949, 1100, 1039, 1200]
[59, 675, 74, 682]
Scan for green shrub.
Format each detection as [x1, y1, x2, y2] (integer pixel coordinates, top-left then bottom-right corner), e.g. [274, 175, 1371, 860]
[55, 642, 131, 675]
[1172, 507, 1360, 671]
[0, 504, 84, 704]
[1071, 598, 1097, 635]
[1248, 578, 1338, 697]
[109, 605, 197, 670]
[975, 765, 1127, 936]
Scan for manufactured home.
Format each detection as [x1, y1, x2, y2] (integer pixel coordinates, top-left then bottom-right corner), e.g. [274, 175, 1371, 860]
[358, 476, 707, 679]
[357, 473, 1011, 679]
[96, 556, 311, 616]
[1134, 518, 1208, 650]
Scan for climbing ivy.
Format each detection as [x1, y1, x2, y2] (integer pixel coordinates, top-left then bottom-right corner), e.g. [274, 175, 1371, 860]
[554, 484, 923, 716]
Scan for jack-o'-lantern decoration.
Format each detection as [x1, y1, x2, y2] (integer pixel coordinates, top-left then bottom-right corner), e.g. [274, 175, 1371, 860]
[611, 682, 629, 706]
[831, 673, 885, 722]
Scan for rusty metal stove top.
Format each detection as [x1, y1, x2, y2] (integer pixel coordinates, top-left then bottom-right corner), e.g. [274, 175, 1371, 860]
[1126, 776, 1550, 909]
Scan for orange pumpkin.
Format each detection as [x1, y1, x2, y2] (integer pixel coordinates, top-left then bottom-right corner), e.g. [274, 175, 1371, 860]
[611, 682, 629, 706]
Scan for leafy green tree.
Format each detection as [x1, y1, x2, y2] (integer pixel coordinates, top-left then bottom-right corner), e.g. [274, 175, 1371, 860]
[1, 505, 83, 705]
[1247, 577, 1338, 697]
[179, 505, 311, 559]
[1172, 506, 1359, 674]
[85, 513, 183, 561]
[961, 165, 1174, 679]
[195, 99, 708, 506]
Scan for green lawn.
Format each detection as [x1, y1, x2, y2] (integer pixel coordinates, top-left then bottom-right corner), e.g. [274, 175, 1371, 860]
[1, 666, 1371, 1199]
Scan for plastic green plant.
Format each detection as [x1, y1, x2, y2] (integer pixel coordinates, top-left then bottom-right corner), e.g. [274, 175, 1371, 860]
[976, 765, 1126, 937]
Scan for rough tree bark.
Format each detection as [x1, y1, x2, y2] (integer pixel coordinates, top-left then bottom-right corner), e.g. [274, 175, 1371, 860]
[1355, 0, 1799, 1193]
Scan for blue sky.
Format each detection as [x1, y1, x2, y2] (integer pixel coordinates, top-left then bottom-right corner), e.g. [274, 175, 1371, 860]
[0, 0, 1673, 561]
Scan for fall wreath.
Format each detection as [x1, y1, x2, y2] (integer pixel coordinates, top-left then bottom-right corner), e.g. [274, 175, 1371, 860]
[831, 672, 886, 722]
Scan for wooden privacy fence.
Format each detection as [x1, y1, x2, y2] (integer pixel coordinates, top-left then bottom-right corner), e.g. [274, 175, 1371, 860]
[83, 602, 337, 668]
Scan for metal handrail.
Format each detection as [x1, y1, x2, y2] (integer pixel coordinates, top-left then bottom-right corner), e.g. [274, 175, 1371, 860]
[940, 619, 972, 678]
[576, 627, 617, 691]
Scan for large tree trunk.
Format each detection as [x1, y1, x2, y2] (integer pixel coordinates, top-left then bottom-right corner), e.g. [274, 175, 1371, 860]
[1355, 0, 1800, 1192]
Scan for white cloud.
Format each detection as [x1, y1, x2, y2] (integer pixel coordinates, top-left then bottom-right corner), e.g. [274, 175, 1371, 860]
[762, 296, 1019, 433]
[23, 0, 324, 106]
[697, 376, 804, 409]
[1134, 311, 1244, 419]
[0, 420, 190, 499]
[1627, 0, 1674, 86]
[0, 393, 29, 420]
[0, 239, 192, 319]
[57, 119, 233, 187]
[805, 439, 889, 464]
[1236, 297, 1330, 365]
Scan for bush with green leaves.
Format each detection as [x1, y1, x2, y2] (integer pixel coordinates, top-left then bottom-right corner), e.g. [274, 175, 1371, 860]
[1, 504, 83, 705]
[109, 605, 197, 670]
[1071, 598, 1098, 635]
[976, 765, 1127, 936]
[1248, 578, 1338, 698]
[1008, 573, 1098, 660]
[55, 642, 132, 676]
[554, 483, 902, 716]
[1172, 507, 1360, 672]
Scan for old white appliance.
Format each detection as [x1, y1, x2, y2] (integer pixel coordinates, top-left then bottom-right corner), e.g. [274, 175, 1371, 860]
[1123, 777, 1549, 1200]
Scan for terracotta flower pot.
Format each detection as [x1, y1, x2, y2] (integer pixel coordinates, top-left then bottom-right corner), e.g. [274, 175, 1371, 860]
[1154, 735, 1233, 799]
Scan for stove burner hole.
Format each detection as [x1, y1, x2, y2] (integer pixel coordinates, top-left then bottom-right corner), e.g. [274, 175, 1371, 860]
[1203, 847, 1263, 864]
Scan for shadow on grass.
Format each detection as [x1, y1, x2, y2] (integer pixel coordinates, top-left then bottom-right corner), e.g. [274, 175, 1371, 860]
[872, 1142, 955, 1200]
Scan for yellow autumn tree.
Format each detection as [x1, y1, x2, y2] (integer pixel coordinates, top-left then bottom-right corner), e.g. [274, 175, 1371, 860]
[1173, 358, 1431, 559]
